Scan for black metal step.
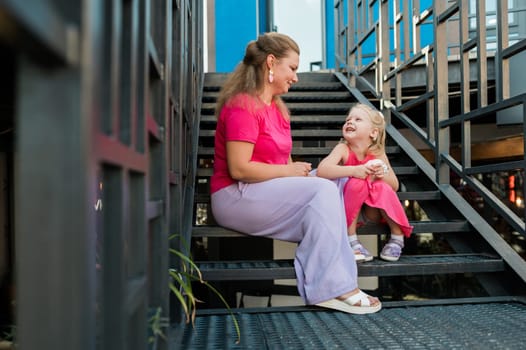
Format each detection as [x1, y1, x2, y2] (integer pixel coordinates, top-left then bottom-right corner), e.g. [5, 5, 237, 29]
[199, 114, 350, 125]
[196, 254, 504, 281]
[197, 146, 335, 157]
[202, 80, 345, 93]
[200, 101, 354, 115]
[195, 164, 419, 178]
[204, 72, 337, 81]
[202, 90, 354, 103]
[192, 219, 470, 238]
[203, 72, 339, 87]
[172, 298, 526, 350]
[197, 145, 403, 157]
[288, 81, 345, 91]
[287, 102, 354, 113]
[288, 91, 354, 102]
[397, 190, 441, 200]
[193, 190, 441, 204]
[199, 129, 344, 139]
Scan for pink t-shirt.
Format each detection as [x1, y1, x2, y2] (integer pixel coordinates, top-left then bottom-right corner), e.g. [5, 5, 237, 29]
[210, 93, 292, 194]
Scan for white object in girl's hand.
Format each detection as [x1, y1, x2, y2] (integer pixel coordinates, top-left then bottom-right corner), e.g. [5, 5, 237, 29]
[365, 159, 389, 174]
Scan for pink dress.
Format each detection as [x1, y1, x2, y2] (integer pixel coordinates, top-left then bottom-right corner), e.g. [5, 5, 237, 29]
[342, 151, 413, 237]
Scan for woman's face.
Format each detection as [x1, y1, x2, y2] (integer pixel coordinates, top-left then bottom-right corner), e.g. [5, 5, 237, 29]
[270, 50, 299, 95]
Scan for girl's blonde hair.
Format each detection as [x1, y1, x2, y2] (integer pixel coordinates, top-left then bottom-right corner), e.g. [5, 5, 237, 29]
[345, 103, 386, 156]
[215, 32, 300, 118]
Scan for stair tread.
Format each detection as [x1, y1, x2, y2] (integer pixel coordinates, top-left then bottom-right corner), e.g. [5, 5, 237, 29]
[199, 114, 349, 124]
[195, 165, 419, 178]
[203, 90, 353, 101]
[289, 82, 346, 90]
[203, 81, 343, 91]
[200, 129, 344, 138]
[193, 190, 441, 203]
[201, 101, 353, 111]
[197, 145, 403, 156]
[192, 220, 470, 237]
[196, 253, 504, 280]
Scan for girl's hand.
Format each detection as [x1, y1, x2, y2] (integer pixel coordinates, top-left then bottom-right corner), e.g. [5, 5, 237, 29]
[365, 159, 389, 180]
[353, 164, 372, 179]
[364, 155, 399, 190]
[372, 171, 385, 180]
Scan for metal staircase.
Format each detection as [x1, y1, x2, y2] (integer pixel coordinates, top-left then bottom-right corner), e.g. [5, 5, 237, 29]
[174, 71, 526, 349]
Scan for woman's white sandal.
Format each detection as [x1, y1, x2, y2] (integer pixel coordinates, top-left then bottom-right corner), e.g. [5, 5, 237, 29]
[315, 290, 382, 314]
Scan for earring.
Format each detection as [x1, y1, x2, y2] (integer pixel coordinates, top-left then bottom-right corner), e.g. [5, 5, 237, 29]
[268, 69, 274, 83]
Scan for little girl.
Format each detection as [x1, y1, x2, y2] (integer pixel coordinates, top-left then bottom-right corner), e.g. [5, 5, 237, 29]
[317, 103, 413, 262]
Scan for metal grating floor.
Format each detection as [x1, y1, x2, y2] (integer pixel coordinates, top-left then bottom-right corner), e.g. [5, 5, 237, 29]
[171, 299, 526, 349]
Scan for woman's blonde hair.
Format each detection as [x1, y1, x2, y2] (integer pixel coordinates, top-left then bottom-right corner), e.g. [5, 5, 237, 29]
[345, 103, 386, 156]
[215, 32, 300, 118]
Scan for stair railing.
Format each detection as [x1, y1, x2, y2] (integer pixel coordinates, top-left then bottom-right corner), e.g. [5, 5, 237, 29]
[335, 0, 526, 244]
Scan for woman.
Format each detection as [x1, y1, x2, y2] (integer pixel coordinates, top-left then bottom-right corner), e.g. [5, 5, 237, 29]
[210, 32, 381, 314]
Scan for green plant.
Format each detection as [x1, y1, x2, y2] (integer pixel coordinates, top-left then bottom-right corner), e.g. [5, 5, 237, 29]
[166, 235, 240, 343]
[148, 307, 168, 345]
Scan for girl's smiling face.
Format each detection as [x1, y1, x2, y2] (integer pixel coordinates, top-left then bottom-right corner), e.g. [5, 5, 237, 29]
[342, 106, 378, 143]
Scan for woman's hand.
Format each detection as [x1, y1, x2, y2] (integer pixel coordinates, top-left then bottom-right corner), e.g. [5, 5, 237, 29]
[227, 141, 313, 182]
[289, 161, 312, 177]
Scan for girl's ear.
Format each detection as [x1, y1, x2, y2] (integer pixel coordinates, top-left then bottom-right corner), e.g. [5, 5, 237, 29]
[370, 128, 379, 141]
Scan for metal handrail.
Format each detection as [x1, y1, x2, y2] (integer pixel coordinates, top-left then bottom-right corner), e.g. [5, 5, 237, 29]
[335, 0, 526, 245]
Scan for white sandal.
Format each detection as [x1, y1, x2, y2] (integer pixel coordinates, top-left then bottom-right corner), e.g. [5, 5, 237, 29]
[316, 290, 382, 314]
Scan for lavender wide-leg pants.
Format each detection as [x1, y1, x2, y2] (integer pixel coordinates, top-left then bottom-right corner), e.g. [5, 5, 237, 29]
[211, 176, 357, 305]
